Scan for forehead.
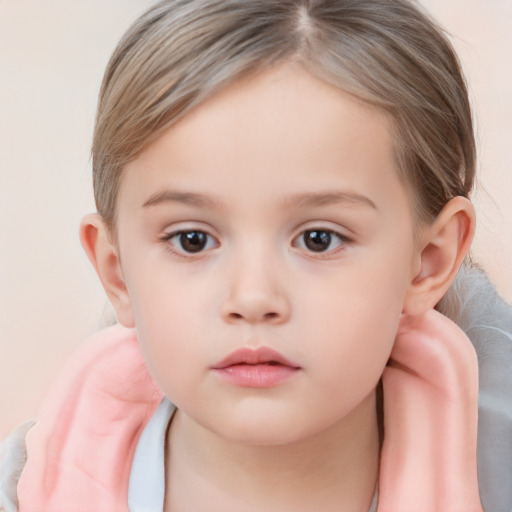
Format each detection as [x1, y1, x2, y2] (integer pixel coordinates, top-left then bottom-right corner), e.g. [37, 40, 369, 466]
[119, 63, 411, 220]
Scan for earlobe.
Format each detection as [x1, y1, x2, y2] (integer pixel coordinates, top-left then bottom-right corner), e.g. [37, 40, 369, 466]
[403, 196, 475, 316]
[79, 214, 135, 328]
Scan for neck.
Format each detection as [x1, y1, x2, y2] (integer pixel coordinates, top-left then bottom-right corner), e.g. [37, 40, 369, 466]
[165, 390, 380, 512]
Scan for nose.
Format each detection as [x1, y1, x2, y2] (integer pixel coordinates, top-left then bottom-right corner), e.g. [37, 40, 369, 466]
[220, 254, 291, 325]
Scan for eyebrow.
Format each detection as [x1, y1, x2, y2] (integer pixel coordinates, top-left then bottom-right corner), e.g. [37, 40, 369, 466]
[141, 189, 377, 211]
[142, 190, 219, 209]
[285, 191, 378, 210]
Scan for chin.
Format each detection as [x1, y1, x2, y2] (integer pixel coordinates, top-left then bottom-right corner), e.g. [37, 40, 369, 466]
[221, 426, 307, 447]
[210, 411, 331, 448]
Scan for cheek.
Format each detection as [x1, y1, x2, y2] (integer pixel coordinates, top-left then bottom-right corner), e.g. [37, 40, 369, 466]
[126, 277, 213, 388]
[309, 297, 399, 382]
[303, 259, 408, 384]
[128, 258, 210, 330]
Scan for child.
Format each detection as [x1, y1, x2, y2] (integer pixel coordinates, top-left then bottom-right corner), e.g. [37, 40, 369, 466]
[1, 0, 511, 510]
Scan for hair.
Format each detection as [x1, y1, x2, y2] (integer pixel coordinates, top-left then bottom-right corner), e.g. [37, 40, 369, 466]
[92, 0, 476, 247]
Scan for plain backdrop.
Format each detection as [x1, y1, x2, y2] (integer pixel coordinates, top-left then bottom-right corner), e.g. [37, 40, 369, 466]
[1, 0, 511, 438]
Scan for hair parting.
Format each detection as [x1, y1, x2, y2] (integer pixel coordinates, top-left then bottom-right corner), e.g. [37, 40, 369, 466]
[92, 0, 476, 247]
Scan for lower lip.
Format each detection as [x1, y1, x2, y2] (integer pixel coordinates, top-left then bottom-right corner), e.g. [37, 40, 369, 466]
[214, 364, 300, 388]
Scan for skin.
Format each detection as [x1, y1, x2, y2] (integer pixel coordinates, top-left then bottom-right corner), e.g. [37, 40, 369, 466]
[81, 62, 475, 511]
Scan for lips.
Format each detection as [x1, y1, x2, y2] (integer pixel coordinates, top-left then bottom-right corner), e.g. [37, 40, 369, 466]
[212, 347, 300, 369]
[212, 348, 301, 388]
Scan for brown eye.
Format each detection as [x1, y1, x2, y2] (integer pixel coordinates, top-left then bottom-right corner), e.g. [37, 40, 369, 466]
[166, 230, 217, 254]
[179, 231, 207, 252]
[303, 230, 332, 252]
[294, 229, 346, 254]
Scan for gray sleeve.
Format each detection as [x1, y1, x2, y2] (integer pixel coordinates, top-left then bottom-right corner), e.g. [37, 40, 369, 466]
[439, 265, 512, 512]
[474, 313, 512, 512]
[0, 420, 35, 512]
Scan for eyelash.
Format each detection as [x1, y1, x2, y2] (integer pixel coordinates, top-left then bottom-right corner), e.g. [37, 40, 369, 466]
[292, 229, 349, 257]
[160, 230, 219, 258]
[160, 228, 350, 258]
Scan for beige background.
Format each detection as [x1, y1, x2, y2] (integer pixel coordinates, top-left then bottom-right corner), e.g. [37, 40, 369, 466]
[1, 0, 511, 438]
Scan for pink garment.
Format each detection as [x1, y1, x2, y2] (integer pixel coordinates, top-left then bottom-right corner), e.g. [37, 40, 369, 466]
[17, 325, 163, 512]
[17, 311, 482, 511]
[379, 310, 482, 511]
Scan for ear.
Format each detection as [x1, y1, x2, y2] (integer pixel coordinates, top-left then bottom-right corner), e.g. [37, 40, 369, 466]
[403, 196, 475, 316]
[79, 213, 135, 328]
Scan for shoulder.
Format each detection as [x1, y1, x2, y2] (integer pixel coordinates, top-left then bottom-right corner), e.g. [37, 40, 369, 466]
[0, 420, 35, 512]
[439, 263, 512, 365]
[438, 264, 512, 411]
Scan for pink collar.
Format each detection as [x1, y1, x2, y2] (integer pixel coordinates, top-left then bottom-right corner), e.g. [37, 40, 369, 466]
[18, 311, 483, 511]
[18, 325, 163, 512]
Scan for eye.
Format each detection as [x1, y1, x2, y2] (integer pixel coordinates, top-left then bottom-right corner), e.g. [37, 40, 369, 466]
[294, 229, 347, 253]
[165, 230, 218, 254]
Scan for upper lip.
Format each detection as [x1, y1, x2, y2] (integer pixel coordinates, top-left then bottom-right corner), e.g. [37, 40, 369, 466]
[212, 347, 300, 369]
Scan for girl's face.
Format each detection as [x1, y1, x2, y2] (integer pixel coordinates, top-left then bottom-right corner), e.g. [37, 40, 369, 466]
[115, 63, 420, 445]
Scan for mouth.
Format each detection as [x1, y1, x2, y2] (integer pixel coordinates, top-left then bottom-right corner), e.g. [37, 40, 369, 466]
[212, 347, 301, 388]
[213, 347, 299, 369]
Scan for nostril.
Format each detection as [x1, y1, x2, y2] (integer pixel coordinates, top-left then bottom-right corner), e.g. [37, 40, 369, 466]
[227, 311, 280, 322]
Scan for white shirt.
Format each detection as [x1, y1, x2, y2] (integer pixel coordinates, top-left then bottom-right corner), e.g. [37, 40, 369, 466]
[129, 398, 175, 512]
[127, 398, 378, 512]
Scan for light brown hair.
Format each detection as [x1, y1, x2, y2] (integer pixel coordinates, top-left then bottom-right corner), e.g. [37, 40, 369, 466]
[92, 0, 475, 245]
